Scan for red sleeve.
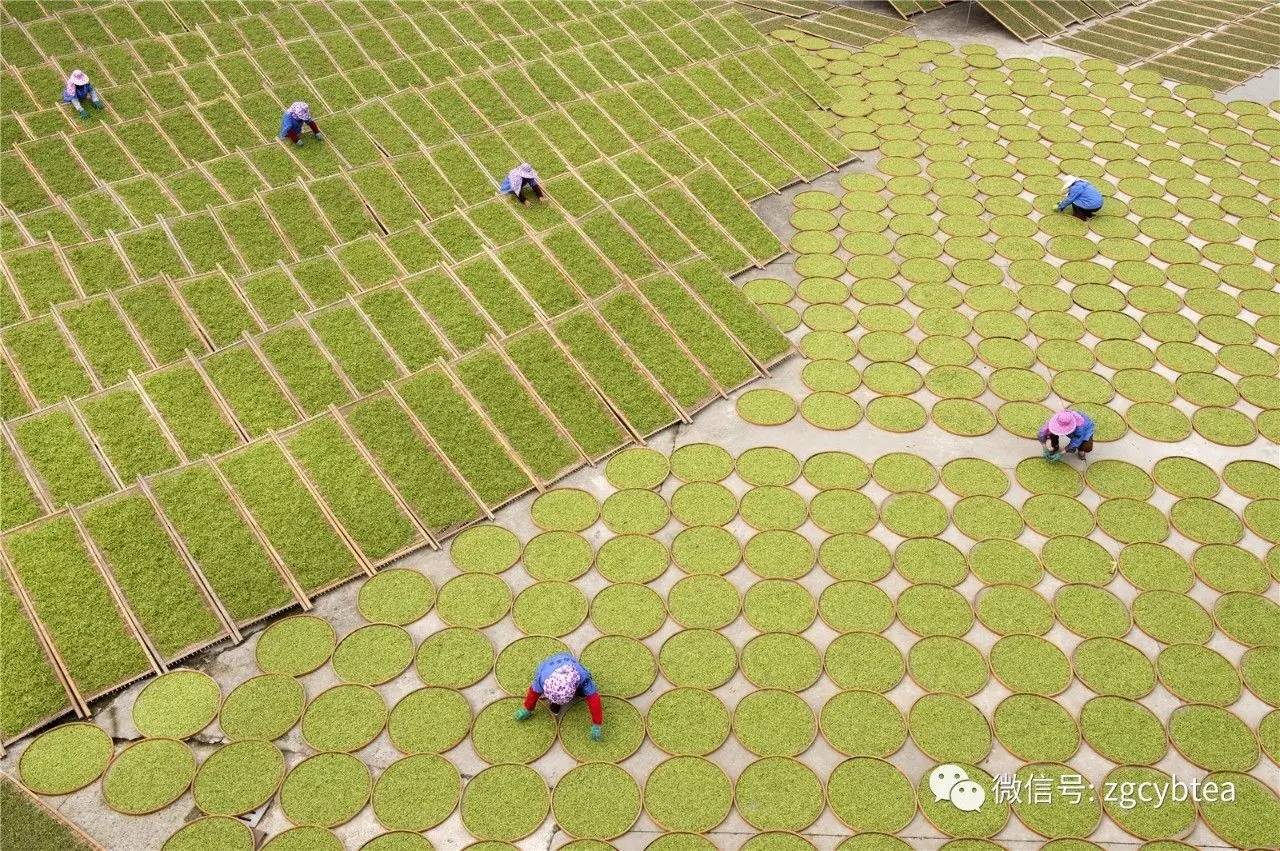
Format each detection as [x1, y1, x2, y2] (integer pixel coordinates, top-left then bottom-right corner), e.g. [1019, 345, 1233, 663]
[523, 687, 540, 711]
[306, 120, 320, 132]
[585, 692, 603, 725]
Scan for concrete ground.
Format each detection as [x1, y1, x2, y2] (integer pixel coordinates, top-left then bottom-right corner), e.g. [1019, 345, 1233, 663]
[2, 5, 1275, 849]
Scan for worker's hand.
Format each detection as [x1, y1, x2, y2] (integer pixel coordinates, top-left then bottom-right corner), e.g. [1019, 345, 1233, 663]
[514, 707, 531, 721]
[77, 109, 88, 121]
[1048, 452, 1062, 463]
[590, 724, 602, 742]
[313, 131, 324, 140]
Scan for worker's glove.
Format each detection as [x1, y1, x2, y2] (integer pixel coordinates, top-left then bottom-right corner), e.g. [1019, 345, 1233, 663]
[77, 109, 89, 120]
[313, 131, 323, 140]
[590, 724, 602, 742]
[514, 707, 531, 721]
[294, 139, 305, 146]
[1048, 452, 1062, 463]
[92, 100, 103, 109]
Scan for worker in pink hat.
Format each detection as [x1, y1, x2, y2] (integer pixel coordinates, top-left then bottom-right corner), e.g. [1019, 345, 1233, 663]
[514, 651, 603, 741]
[61, 70, 103, 120]
[1038, 409, 1095, 462]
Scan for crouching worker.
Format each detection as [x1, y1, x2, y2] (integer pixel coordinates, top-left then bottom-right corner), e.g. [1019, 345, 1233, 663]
[1039, 409, 1095, 462]
[62, 70, 103, 120]
[514, 652, 603, 741]
[279, 101, 322, 146]
[501, 163, 544, 204]
[1056, 175, 1103, 220]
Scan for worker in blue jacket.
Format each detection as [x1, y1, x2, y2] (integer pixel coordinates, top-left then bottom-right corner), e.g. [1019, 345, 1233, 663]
[1056, 176, 1104, 220]
[278, 102, 322, 146]
[62, 70, 103, 120]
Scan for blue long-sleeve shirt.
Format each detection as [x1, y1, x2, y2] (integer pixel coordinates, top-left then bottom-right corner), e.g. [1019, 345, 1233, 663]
[278, 111, 318, 139]
[499, 175, 538, 195]
[1057, 180, 1103, 212]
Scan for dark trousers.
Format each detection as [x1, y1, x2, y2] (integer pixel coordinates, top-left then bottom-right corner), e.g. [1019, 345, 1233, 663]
[514, 178, 544, 204]
[285, 120, 320, 142]
[1068, 204, 1098, 221]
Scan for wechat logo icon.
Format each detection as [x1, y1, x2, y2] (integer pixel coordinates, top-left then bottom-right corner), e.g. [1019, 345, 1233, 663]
[929, 764, 987, 813]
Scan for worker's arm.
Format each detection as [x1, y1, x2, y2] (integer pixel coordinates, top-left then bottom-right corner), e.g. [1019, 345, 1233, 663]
[1055, 184, 1075, 210]
[1037, 427, 1060, 460]
[585, 692, 603, 741]
[1057, 182, 1088, 211]
[515, 686, 541, 720]
[578, 670, 603, 738]
[584, 692, 603, 725]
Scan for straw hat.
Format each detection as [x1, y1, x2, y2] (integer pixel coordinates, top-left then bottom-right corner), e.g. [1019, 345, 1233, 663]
[1047, 410, 1082, 436]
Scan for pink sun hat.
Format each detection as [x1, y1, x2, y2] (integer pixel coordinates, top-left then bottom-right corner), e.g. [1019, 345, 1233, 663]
[1046, 410, 1083, 436]
[64, 70, 90, 98]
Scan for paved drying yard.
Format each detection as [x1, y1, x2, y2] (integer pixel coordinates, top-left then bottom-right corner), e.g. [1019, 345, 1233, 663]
[1, 1, 1277, 849]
